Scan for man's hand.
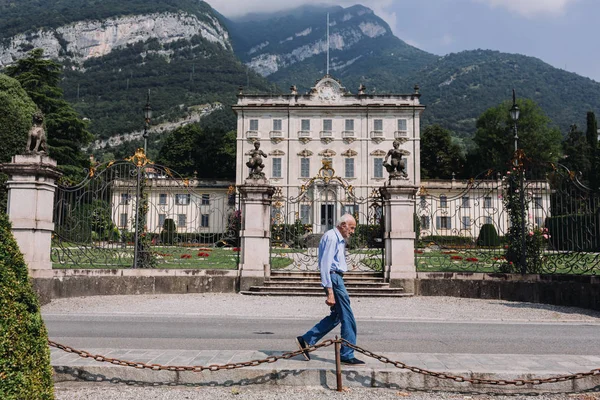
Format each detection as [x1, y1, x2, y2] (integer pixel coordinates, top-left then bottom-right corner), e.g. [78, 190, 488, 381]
[325, 288, 335, 306]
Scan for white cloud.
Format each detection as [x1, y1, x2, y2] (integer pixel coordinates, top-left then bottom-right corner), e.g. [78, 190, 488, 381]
[441, 34, 454, 46]
[205, 0, 397, 30]
[475, 0, 578, 17]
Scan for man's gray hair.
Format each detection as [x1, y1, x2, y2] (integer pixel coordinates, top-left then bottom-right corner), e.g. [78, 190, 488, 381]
[337, 213, 355, 227]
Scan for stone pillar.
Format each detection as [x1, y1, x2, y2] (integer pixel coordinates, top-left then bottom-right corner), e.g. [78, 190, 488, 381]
[1, 155, 62, 270]
[238, 180, 274, 291]
[380, 184, 418, 289]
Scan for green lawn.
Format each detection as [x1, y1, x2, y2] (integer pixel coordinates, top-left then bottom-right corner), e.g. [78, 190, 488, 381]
[52, 246, 242, 269]
[415, 249, 600, 274]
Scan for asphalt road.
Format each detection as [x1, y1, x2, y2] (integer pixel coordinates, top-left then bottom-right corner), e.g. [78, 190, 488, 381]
[43, 313, 600, 355]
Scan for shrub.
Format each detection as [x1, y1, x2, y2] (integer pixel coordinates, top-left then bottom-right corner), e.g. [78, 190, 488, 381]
[0, 213, 54, 399]
[476, 223, 501, 247]
[160, 218, 177, 244]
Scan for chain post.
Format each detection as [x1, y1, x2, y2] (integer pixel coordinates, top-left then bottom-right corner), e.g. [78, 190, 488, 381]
[334, 336, 343, 392]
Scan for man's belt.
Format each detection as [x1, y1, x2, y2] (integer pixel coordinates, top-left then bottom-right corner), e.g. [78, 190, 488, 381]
[330, 270, 344, 277]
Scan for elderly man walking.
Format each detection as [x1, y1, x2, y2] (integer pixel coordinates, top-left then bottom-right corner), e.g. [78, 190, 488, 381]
[295, 214, 365, 365]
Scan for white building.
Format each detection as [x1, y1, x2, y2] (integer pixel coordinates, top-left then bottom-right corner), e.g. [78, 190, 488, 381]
[233, 75, 424, 232]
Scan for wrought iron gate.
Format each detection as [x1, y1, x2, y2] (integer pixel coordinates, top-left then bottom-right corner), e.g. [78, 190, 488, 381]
[52, 149, 240, 269]
[269, 160, 384, 272]
[415, 164, 600, 275]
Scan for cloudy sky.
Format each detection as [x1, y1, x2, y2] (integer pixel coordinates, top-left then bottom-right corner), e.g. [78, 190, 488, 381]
[205, 0, 599, 82]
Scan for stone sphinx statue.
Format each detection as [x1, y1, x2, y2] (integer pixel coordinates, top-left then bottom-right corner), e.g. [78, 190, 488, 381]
[246, 141, 268, 179]
[26, 111, 48, 155]
[383, 139, 408, 180]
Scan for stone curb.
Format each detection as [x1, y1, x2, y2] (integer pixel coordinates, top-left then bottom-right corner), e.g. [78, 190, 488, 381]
[51, 349, 600, 394]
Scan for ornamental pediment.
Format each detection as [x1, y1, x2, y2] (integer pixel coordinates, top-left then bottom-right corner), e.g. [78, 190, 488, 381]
[370, 150, 386, 156]
[308, 75, 347, 104]
[318, 149, 337, 157]
[297, 149, 314, 157]
[269, 149, 285, 156]
[341, 149, 358, 157]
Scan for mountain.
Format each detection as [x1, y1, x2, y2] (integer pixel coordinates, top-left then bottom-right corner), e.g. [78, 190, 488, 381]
[0, 0, 275, 152]
[227, 5, 600, 137]
[226, 4, 437, 93]
[1, 1, 599, 152]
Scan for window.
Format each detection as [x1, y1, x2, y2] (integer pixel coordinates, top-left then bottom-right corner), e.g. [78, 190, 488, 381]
[420, 216, 430, 230]
[345, 158, 355, 178]
[533, 196, 543, 209]
[175, 194, 190, 205]
[461, 216, 471, 229]
[272, 157, 282, 178]
[345, 119, 354, 131]
[301, 119, 310, 131]
[343, 204, 359, 217]
[397, 119, 407, 131]
[201, 214, 210, 227]
[272, 119, 282, 131]
[437, 216, 451, 229]
[484, 196, 492, 209]
[323, 119, 332, 131]
[462, 196, 470, 208]
[158, 214, 166, 229]
[120, 193, 130, 205]
[159, 193, 167, 205]
[420, 196, 427, 207]
[535, 217, 544, 227]
[374, 119, 383, 131]
[300, 205, 311, 224]
[119, 213, 128, 227]
[177, 214, 186, 227]
[201, 194, 210, 205]
[249, 119, 258, 131]
[440, 195, 448, 208]
[374, 158, 383, 178]
[484, 216, 493, 225]
[300, 158, 310, 178]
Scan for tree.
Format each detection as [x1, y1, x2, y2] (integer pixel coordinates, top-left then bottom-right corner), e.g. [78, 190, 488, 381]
[585, 112, 599, 191]
[5, 48, 92, 182]
[420, 124, 465, 179]
[157, 122, 237, 179]
[562, 124, 591, 180]
[156, 124, 199, 177]
[0, 74, 38, 208]
[469, 98, 562, 174]
[0, 213, 54, 399]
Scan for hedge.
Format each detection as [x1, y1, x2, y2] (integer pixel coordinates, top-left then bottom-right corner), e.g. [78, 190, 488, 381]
[546, 214, 600, 251]
[0, 213, 54, 399]
[476, 223, 501, 247]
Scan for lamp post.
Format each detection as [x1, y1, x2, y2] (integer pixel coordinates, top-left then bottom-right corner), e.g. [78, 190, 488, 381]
[510, 89, 527, 273]
[143, 90, 152, 154]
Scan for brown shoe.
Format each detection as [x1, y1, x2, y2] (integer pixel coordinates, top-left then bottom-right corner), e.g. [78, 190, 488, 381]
[295, 336, 310, 361]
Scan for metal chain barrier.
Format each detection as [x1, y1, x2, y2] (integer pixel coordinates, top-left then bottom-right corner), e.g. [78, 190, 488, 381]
[48, 339, 334, 372]
[340, 339, 600, 386]
[49, 339, 600, 386]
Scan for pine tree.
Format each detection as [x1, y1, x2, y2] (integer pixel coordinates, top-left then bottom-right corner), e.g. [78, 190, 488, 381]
[5, 48, 92, 182]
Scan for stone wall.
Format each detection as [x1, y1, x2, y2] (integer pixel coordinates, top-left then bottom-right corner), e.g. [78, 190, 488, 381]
[413, 272, 600, 311]
[31, 269, 238, 305]
[32, 269, 600, 312]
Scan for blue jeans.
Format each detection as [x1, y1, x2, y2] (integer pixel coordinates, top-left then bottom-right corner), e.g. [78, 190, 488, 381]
[301, 273, 357, 360]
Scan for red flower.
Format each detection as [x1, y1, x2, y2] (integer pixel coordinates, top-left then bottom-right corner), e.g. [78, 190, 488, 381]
[181, 254, 192, 259]
[442, 250, 457, 254]
[450, 255, 463, 260]
[414, 249, 424, 254]
[465, 257, 478, 262]
[197, 252, 210, 257]
[232, 247, 241, 252]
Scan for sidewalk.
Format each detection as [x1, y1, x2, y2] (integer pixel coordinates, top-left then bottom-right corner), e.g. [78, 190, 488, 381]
[45, 294, 600, 394]
[51, 346, 600, 394]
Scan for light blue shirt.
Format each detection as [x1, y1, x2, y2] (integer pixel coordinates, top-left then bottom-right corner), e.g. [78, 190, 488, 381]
[318, 227, 348, 288]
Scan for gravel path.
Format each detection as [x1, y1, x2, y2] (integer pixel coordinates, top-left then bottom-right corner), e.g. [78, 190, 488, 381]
[54, 382, 600, 400]
[42, 293, 600, 323]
